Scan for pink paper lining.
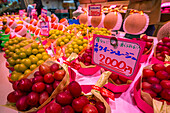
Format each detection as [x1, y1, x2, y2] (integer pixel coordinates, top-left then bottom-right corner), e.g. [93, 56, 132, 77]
[133, 77, 154, 113]
[113, 12, 123, 30]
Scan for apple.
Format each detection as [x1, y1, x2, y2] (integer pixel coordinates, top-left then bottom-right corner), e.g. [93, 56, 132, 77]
[156, 71, 169, 80]
[53, 70, 65, 81]
[45, 102, 62, 113]
[143, 89, 157, 97]
[152, 63, 165, 72]
[39, 64, 51, 75]
[160, 89, 170, 101]
[142, 82, 151, 89]
[32, 82, 45, 93]
[44, 73, 54, 84]
[151, 84, 162, 93]
[160, 80, 170, 89]
[109, 73, 118, 81]
[83, 104, 98, 113]
[68, 81, 82, 97]
[143, 69, 155, 78]
[147, 77, 160, 84]
[50, 63, 59, 72]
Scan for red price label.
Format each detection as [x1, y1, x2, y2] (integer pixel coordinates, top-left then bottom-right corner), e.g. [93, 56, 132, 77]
[40, 21, 49, 36]
[88, 5, 101, 16]
[92, 34, 145, 79]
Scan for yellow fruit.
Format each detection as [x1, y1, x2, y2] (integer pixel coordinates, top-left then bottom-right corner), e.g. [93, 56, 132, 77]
[31, 42, 39, 49]
[32, 49, 39, 54]
[42, 55, 50, 61]
[30, 64, 37, 70]
[74, 48, 79, 53]
[37, 60, 44, 66]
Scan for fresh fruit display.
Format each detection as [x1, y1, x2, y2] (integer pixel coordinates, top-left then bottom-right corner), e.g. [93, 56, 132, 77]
[49, 29, 64, 39]
[64, 36, 88, 57]
[6, 62, 67, 112]
[55, 33, 76, 47]
[94, 28, 111, 36]
[6, 42, 50, 81]
[142, 63, 170, 102]
[45, 81, 107, 113]
[154, 37, 170, 61]
[77, 47, 93, 66]
[133, 35, 154, 54]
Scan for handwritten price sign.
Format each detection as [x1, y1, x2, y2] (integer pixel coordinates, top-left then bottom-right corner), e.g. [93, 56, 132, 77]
[88, 5, 101, 16]
[40, 21, 49, 36]
[92, 34, 145, 79]
[41, 9, 47, 18]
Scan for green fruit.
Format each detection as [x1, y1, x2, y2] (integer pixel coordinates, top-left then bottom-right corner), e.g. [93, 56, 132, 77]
[5, 50, 10, 54]
[13, 40, 19, 44]
[12, 53, 19, 60]
[79, 46, 84, 51]
[32, 49, 39, 54]
[24, 69, 32, 75]
[21, 59, 26, 64]
[9, 46, 15, 52]
[68, 48, 73, 53]
[66, 53, 70, 57]
[64, 39, 69, 43]
[83, 43, 88, 48]
[24, 59, 32, 67]
[14, 64, 20, 72]
[29, 55, 35, 59]
[30, 56, 39, 64]
[42, 52, 48, 56]
[36, 54, 42, 60]
[60, 42, 65, 46]
[73, 44, 79, 49]
[67, 44, 73, 48]
[42, 55, 50, 61]
[38, 45, 44, 49]
[8, 52, 14, 57]
[25, 49, 32, 56]
[15, 59, 21, 64]
[18, 74, 25, 80]
[37, 60, 44, 66]
[30, 64, 37, 70]
[19, 64, 27, 72]
[20, 48, 26, 53]
[19, 52, 27, 59]
[8, 58, 16, 66]
[74, 48, 79, 53]
[38, 48, 45, 53]
[31, 42, 39, 49]
[77, 40, 83, 45]
[11, 73, 19, 81]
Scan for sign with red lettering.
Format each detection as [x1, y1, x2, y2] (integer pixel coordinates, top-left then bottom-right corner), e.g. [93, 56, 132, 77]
[41, 9, 47, 18]
[92, 34, 145, 80]
[88, 5, 101, 16]
[40, 21, 49, 36]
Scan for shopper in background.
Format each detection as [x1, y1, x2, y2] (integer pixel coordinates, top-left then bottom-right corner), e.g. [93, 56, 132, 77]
[34, 0, 43, 16]
[125, 0, 162, 36]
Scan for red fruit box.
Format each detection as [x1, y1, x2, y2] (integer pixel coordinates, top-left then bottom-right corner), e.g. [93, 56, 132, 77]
[4, 59, 71, 113]
[134, 64, 170, 113]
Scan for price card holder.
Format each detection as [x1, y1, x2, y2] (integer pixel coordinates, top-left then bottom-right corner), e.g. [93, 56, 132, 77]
[40, 21, 49, 36]
[41, 9, 47, 18]
[88, 5, 101, 16]
[92, 34, 145, 80]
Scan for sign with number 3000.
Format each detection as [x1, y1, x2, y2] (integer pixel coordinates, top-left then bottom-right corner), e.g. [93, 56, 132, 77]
[92, 34, 145, 79]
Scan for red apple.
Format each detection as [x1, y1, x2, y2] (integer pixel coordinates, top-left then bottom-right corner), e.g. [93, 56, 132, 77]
[7, 90, 25, 103]
[147, 77, 160, 84]
[141, 35, 148, 41]
[146, 42, 152, 49]
[39, 91, 49, 105]
[50, 63, 59, 72]
[156, 45, 163, 51]
[61, 105, 74, 113]
[143, 69, 155, 78]
[143, 89, 157, 97]
[165, 65, 170, 74]
[68, 81, 82, 97]
[95, 101, 106, 113]
[45, 102, 62, 113]
[162, 37, 170, 43]
[156, 56, 165, 61]
[83, 104, 98, 113]
[44, 73, 54, 84]
[160, 89, 170, 101]
[17, 78, 33, 92]
[34, 71, 42, 77]
[119, 76, 128, 83]
[39, 64, 51, 75]
[26, 92, 39, 106]
[152, 63, 165, 72]
[109, 73, 118, 81]
[53, 80, 60, 89]
[151, 84, 162, 93]
[12, 81, 19, 90]
[142, 82, 151, 89]
[161, 51, 169, 57]
[156, 71, 169, 80]
[45, 84, 54, 94]
[160, 80, 170, 89]
[53, 70, 65, 81]
[32, 76, 44, 83]
[32, 82, 45, 93]
[16, 96, 28, 111]
[163, 46, 169, 51]
[115, 79, 122, 85]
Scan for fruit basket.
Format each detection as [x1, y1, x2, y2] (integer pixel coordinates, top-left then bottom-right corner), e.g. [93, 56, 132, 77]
[4, 59, 70, 113]
[37, 71, 112, 113]
[134, 63, 170, 113]
[154, 37, 170, 62]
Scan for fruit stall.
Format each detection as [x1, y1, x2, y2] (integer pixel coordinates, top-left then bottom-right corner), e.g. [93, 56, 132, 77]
[0, 4, 169, 113]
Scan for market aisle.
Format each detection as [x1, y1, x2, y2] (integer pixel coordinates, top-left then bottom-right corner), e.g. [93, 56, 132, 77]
[0, 52, 17, 113]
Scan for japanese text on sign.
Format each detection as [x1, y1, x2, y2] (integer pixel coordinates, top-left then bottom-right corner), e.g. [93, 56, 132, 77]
[40, 21, 49, 36]
[41, 9, 47, 18]
[92, 35, 145, 77]
[88, 5, 101, 16]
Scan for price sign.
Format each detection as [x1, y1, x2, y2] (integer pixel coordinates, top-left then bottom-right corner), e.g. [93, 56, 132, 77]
[19, 10, 24, 17]
[88, 5, 101, 16]
[40, 21, 49, 36]
[41, 9, 47, 18]
[92, 34, 145, 79]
